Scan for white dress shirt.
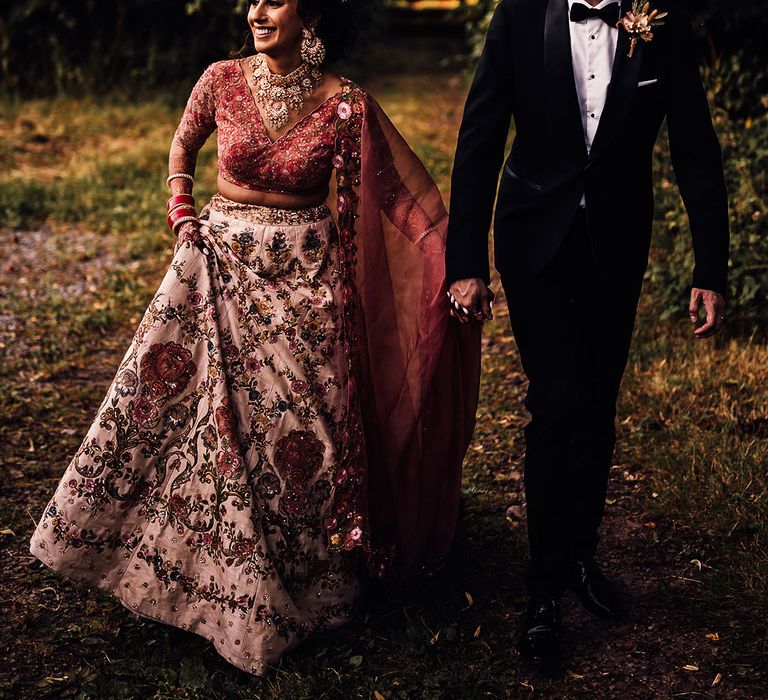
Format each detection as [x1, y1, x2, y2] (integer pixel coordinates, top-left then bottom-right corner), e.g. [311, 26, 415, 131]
[567, 0, 620, 203]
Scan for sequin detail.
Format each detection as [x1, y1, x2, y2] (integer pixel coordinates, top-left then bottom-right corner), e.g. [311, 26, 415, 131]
[206, 193, 331, 226]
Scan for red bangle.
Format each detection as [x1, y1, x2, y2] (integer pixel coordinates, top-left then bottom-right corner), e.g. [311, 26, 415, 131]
[168, 202, 195, 216]
[166, 194, 195, 211]
[167, 206, 196, 231]
[169, 205, 195, 221]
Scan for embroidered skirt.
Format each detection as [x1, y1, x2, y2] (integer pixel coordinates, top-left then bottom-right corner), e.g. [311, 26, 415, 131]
[28, 193, 362, 675]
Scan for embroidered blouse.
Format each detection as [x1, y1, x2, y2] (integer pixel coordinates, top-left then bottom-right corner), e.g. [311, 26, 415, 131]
[171, 59, 341, 195]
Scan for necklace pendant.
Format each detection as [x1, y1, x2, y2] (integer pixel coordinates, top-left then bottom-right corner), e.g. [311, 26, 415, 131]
[247, 53, 324, 134]
[267, 101, 289, 131]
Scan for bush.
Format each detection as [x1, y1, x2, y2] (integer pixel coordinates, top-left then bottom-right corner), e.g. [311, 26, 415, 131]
[647, 61, 768, 325]
[0, 0, 379, 96]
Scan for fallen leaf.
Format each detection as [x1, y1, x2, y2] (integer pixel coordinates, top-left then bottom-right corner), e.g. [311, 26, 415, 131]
[683, 664, 699, 672]
[712, 673, 722, 686]
[465, 591, 474, 607]
[473, 625, 481, 638]
[373, 691, 386, 700]
[0, 528, 15, 536]
[706, 632, 720, 641]
[349, 655, 363, 668]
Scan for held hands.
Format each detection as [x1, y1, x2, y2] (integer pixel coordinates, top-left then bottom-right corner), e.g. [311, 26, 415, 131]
[447, 278, 495, 324]
[689, 288, 726, 339]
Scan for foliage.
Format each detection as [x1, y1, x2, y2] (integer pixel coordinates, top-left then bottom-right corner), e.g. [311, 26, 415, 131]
[647, 63, 768, 325]
[0, 0, 379, 96]
[0, 1, 241, 95]
[692, 0, 768, 114]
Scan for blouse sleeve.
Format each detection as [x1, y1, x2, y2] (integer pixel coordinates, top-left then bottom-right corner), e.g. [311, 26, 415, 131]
[171, 63, 218, 153]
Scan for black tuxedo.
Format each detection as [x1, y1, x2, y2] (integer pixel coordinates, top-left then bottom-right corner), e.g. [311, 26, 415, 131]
[446, 0, 729, 295]
[446, 0, 730, 595]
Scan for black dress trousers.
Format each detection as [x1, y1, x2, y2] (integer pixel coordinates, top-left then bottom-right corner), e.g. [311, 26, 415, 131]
[501, 208, 645, 596]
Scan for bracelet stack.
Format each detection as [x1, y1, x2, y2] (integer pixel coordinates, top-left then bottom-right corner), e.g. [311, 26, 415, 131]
[165, 179, 197, 235]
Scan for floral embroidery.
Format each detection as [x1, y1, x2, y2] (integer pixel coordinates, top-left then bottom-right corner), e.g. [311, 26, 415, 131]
[275, 430, 326, 485]
[139, 341, 196, 401]
[324, 79, 370, 559]
[30, 198, 361, 674]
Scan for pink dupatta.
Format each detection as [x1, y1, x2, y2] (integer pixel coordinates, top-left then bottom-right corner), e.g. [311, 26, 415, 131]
[325, 80, 482, 580]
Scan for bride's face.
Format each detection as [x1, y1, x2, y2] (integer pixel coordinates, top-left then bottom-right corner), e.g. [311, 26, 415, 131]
[248, 0, 305, 58]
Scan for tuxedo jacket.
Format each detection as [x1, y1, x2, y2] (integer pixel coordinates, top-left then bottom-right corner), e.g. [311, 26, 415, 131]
[445, 0, 730, 296]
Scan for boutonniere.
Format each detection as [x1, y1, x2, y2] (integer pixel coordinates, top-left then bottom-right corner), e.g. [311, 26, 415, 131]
[617, 1, 669, 58]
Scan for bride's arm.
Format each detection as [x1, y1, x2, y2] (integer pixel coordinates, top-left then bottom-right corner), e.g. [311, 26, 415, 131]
[361, 93, 444, 245]
[167, 64, 218, 242]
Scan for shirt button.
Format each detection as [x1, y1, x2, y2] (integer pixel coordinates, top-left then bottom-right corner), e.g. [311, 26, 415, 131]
[590, 74, 596, 80]
[590, 113, 596, 118]
[590, 34, 596, 40]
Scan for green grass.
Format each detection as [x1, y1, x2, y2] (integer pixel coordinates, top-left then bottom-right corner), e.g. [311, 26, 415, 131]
[1, 73, 767, 698]
[0, 95, 217, 242]
[620, 323, 768, 605]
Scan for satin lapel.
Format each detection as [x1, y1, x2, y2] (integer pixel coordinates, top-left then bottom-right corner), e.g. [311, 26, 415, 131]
[588, 0, 644, 161]
[545, 0, 588, 159]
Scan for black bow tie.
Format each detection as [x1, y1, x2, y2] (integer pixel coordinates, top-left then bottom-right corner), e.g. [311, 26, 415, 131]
[569, 3, 621, 26]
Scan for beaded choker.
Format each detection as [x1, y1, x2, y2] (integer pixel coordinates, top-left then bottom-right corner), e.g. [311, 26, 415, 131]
[247, 53, 324, 132]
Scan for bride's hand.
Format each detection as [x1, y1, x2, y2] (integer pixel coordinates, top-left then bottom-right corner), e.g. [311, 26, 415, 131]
[447, 278, 494, 324]
[174, 220, 201, 254]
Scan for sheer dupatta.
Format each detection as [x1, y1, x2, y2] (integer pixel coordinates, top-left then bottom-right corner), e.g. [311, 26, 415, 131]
[326, 80, 482, 580]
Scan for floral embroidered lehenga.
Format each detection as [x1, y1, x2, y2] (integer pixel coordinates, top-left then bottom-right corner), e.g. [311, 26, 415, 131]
[28, 59, 481, 675]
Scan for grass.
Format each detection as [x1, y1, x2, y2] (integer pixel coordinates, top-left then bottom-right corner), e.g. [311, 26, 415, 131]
[1, 69, 767, 698]
[621, 323, 768, 610]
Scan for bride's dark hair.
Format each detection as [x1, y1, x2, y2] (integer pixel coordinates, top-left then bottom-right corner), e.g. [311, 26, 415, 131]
[233, 0, 359, 64]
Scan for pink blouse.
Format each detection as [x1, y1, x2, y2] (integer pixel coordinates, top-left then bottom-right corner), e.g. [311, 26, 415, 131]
[171, 59, 341, 195]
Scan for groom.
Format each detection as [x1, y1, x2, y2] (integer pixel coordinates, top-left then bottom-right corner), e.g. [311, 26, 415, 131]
[446, 0, 729, 670]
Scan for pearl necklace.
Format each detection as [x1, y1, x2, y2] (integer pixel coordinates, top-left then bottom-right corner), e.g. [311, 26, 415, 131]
[247, 53, 324, 132]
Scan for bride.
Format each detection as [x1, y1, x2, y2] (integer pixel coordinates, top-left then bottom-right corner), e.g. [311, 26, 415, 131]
[29, 0, 481, 676]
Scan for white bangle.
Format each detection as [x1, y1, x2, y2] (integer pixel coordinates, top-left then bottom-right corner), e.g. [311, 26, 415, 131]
[167, 173, 195, 187]
[172, 215, 198, 233]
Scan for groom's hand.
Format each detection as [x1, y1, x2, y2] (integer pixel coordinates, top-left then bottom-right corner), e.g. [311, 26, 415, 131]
[448, 278, 494, 324]
[689, 288, 726, 339]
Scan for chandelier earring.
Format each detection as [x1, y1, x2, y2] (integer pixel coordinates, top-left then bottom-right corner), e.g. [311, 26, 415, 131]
[300, 27, 326, 66]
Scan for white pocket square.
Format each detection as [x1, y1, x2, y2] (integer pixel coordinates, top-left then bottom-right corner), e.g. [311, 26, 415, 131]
[637, 79, 658, 87]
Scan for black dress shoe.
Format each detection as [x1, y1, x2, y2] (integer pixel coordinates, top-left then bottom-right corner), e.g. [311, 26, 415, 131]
[568, 559, 628, 622]
[516, 595, 564, 676]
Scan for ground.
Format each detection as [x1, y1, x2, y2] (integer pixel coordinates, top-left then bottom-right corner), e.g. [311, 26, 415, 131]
[0, 60, 766, 698]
